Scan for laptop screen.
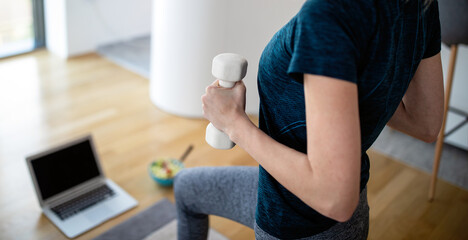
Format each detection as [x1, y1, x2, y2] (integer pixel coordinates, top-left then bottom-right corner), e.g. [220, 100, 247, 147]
[31, 139, 101, 200]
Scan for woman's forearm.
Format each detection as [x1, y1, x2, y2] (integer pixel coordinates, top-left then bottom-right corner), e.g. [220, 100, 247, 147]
[387, 53, 444, 142]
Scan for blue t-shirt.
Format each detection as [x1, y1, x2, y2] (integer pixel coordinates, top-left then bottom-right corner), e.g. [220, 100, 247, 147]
[256, 0, 441, 238]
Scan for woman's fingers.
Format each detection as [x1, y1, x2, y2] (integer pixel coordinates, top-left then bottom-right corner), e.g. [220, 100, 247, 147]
[234, 80, 246, 92]
[201, 79, 248, 132]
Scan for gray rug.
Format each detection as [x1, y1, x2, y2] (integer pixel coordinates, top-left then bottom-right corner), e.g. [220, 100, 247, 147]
[97, 36, 151, 79]
[372, 127, 468, 190]
[94, 198, 227, 240]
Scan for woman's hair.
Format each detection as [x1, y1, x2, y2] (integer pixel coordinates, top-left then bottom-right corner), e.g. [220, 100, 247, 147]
[423, 0, 434, 7]
[406, 0, 435, 10]
[422, 0, 435, 11]
[423, 0, 434, 6]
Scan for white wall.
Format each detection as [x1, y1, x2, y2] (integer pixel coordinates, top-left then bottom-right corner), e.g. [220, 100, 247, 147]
[44, 0, 68, 57]
[45, 0, 152, 58]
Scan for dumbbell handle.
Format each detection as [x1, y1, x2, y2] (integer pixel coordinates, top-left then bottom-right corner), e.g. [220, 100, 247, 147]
[218, 80, 236, 88]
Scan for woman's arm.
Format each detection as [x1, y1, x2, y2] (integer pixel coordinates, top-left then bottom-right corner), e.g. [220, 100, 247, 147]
[387, 53, 444, 142]
[202, 74, 361, 222]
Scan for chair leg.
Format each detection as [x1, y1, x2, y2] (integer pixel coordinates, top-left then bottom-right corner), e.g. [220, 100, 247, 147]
[429, 45, 458, 201]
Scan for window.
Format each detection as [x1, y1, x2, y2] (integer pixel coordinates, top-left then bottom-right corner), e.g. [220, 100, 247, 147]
[0, 0, 45, 58]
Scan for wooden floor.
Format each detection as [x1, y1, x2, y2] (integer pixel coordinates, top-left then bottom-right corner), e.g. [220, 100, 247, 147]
[0, 50, 467, 240]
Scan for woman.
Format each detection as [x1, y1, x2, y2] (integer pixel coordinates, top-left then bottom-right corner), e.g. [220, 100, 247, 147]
[174, 0, 443, 239]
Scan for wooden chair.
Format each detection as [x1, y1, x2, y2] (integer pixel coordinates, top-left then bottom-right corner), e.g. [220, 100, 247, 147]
[429, 0, 468, 201]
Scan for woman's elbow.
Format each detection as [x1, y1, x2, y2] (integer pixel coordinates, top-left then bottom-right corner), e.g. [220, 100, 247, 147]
[321, 194, 359, 223]
[420, 131, 439, 143]
[419, 123, 442, 143]
[409, 114, 443, 143]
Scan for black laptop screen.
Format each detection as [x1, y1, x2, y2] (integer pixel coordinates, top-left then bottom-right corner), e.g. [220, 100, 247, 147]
[31, 139, 101, 200]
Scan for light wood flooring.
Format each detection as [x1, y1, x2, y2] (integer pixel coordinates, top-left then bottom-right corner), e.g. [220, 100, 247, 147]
[0, 50, 467, 240]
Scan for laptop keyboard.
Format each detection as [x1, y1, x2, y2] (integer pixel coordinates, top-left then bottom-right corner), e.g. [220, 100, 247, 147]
[51, 185, 115, 220]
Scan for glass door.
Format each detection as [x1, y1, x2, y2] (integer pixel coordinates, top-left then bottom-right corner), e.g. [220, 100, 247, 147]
[0, 0, 44, 58]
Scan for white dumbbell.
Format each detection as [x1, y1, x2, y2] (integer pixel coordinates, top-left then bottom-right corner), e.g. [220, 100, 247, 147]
[205, 53, 248, 149]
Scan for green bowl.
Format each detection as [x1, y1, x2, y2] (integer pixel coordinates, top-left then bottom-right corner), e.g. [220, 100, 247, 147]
[148, 158, 184, 187]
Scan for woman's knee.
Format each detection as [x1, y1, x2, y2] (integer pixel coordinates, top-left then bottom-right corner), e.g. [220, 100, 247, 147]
[174, 168, 206, 207]
[174, 169, 193, 202]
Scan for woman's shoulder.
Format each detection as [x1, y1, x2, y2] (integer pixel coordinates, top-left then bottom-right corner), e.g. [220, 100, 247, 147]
[299, 0, 376, 16]
[297, 0, 377, 31]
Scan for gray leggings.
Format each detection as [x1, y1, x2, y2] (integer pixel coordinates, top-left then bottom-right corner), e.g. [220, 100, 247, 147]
[174, 166, 369, 240]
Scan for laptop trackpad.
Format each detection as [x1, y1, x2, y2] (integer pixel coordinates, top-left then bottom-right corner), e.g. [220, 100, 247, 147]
[84, 205, 112, 223]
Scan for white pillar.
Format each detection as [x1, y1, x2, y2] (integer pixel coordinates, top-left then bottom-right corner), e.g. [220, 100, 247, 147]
[150, 0, 305, 117]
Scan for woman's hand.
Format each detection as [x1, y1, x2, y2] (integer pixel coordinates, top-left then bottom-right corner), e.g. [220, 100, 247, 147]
[201, 80, 248, 136]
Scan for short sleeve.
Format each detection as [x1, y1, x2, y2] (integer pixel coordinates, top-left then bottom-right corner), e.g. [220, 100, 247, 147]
[423, 0, 441, 58]
[287, 0, 375, 84]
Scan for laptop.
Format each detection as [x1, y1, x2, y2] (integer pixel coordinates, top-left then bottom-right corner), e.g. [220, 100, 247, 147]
[26, 135, 138, 238]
